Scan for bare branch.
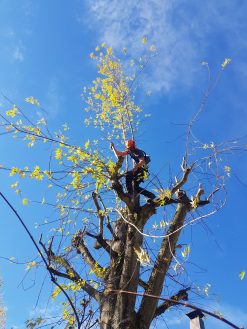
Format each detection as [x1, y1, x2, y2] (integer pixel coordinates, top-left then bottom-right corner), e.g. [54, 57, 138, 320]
[191, 184, 206, 209]
[86, 231, 118, 258]
[92, 192, 104, 236]
[207, 187, 220, 201]
[171, 157, 195, 195]
[196, 183, 204, 199]
[72, 231, 106, 278]
[191, 184, 221, 208]
[139, 278, 148, 290]
[97, 193, 114, 236]
[40, 238, 101, 301]
[153, 288, 190, 318]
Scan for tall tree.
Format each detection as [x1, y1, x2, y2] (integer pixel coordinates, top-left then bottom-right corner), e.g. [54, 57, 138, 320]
[0, 46, 237, 328]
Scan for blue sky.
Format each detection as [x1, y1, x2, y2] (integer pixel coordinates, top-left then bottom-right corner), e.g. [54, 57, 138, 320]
[0, 0, 247, 328]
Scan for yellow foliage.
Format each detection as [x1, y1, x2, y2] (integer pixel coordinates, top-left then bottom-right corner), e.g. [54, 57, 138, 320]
[51, 285, 62, 299]
[224, 165, 231, 177]
[30, 165, 43, 180]
[10, 181, 18, 188]
[89, 263, 107, 278]
[181, 245, 190, 258]
[84, 46, 142, 141]
[37, 117, 46, 125]
[6, 106, 18, 118]
[154, 188, 172, 205]
[67, 155, 78, 164]
[134, 246, 151, 266]
[22, 198, 29, 205]
[142, 36, 148, 44]
[55, 148, 63, 160]
[26, 261, 37, 270]
[221, 58, 231, 69]
[84, 139, 90, 149]
[9, 167, 20, 177]
[25, 96, 40, 106]
[149, 45, 156, 52]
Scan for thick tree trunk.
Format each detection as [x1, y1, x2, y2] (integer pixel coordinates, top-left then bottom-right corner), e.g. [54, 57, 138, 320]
[99, 218, 128, 328]
[99, 209, 145, 329]
[113, 227, 142, 328]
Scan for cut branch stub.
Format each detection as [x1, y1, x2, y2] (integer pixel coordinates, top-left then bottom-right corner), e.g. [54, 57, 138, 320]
[110, 156, 124, 179]
[171, 157, 195, 196]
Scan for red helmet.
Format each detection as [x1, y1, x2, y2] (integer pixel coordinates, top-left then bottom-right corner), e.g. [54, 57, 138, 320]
[125, 139, 136, 149]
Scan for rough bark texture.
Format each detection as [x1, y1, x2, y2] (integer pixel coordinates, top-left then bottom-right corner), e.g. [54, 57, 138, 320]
[136, 200, 190, 328]
[41, 156, 210, 329]
[100, 211, 145, 329]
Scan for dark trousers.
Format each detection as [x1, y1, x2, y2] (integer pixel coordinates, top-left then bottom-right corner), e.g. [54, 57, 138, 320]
[125, 169, 155, 199]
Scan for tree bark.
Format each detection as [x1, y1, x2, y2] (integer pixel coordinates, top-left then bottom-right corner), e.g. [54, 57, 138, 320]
[136, 202, 190, 329]
[99, 209, 145, 329]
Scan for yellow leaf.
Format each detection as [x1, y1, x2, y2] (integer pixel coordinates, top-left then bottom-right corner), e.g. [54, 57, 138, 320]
[84, 139, 90, 149]
[142, 36, 148, 44]
[22, 198, 29, 205]
[204, 283, 211, 296]
[26, 261, 37, 270]
[149, 45, 156, 52]
[55, 148, 62, 160]
[25, 96, 40, 106]
[239, 271, 245, 280]
[106, 47, 113, 55]
[221, 58, 231, 69]
[6, 106, 18, 118]
[224, 165, 231, 176]
[182, 245, 190, 258]
[134, 246, 151, 266]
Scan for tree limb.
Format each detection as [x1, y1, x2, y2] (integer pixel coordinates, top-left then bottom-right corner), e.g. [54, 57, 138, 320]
[171, 157, 195, 195]
[72, 231, 107, 278]
[92, 192, 104, 236]
[111, 178, 133, 211]
[98, 193, 114, 236]
[86, 231, 118, 258]
[139, 278, 148, 290]
[109, 156, 135, 211]
[153, 288, 190, 318]
[39, 238, 101, 301]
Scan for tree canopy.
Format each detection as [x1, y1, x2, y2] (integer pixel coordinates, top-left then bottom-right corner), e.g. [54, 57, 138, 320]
[0, 44, 245, 329]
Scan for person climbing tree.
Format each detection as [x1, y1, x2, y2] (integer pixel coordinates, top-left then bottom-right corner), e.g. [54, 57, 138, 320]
[110, 139, 155, 202]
